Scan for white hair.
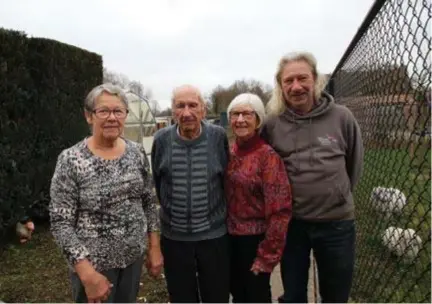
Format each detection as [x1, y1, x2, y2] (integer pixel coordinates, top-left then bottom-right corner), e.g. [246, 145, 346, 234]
[227, 93, 266, 128]
[266, 51, 327, 117]
[84, 83, 128, 111]
[171, 84, 206, 108]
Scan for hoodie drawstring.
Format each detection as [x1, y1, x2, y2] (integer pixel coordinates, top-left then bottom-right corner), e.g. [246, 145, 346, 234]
[309, 117, 314, 166]
[293, 114, 300, 173]
[293, 116, 315, 172]
[292, 115, 315, 172]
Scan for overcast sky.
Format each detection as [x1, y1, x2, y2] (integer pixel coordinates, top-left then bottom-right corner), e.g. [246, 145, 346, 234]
[0, 0, 375, 109]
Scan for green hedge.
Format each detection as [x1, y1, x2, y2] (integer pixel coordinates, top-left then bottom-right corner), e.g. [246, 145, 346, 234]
[0, 28, 103, 246]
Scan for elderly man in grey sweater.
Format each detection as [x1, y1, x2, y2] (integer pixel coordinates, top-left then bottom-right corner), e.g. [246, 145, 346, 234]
[151, 85, 230, 303]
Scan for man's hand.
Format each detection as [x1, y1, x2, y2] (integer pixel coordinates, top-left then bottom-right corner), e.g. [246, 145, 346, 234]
[16, 221, 35, 243]
[146, 247, 164, 278]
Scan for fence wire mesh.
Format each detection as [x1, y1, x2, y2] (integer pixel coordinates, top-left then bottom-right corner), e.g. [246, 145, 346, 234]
[327, 0, 431, 302]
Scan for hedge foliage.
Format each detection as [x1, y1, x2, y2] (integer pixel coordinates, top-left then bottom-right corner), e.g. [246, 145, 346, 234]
[0, 28, 103, 246]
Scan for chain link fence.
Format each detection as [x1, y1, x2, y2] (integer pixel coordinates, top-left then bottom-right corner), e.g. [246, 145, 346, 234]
[327, 0, 431, 302]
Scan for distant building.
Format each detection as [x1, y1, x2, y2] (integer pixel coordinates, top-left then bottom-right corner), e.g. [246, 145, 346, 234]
[155, 116, 174, 130]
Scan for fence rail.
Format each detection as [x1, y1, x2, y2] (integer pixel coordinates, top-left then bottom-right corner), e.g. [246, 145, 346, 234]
[327, 0, 431, 302]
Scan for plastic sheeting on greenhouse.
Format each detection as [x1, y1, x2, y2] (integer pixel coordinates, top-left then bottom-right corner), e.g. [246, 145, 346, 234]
[123, 91, 157, 162]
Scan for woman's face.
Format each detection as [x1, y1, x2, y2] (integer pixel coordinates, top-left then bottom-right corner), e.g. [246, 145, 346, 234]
[229, 104, 258, 141]
[85, 92, 128, 141]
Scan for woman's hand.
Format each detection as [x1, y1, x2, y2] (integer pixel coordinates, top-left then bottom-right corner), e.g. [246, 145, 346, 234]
[76, 260, 112, 303]
[250, 259, 269, 276]
[250, 263, 262, 276]
[146, 246, 164, 278]
[82, 271, 113, 303]
[17, 221, 35, 243]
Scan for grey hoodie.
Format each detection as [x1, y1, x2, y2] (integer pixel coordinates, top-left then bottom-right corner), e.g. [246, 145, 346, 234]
[260, 91, 364, 221]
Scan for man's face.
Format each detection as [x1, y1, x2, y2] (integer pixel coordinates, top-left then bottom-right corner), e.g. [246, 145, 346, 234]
[281, 60, 316, 112]
[173, 88, 206, 136]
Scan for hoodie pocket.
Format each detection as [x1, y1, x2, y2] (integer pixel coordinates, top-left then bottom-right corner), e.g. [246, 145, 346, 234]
[336, 179, 353, 205]
[291, 170, 355, 219]
[336, 183, 347, 204]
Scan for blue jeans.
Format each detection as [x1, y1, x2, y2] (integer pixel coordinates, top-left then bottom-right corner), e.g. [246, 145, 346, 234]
[278, 218, 356, 303]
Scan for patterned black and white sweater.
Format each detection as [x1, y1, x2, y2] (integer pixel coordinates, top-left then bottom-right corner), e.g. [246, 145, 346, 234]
[49, 138, 159, 272]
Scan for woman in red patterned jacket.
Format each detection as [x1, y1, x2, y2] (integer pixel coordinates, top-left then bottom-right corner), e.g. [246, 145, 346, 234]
[225, 93, 292, 303]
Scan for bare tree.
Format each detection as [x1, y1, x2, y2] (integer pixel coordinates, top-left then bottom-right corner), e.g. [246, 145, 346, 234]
[209, 79, 273, 114]
[128, 80, 144, 97]
[103, 67, 157, 106]
[143, 87, 154, 101]
[149, 99, 161, 116]
[157, 107, 172, 117]
[103, 68, 130, 88]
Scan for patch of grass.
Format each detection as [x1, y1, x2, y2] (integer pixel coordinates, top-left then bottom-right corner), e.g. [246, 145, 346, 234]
[351, 147, 431, 303]
[0, 225, 168, 303]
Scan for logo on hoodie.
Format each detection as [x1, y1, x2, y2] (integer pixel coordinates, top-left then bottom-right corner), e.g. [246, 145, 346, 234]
[317, 134, 338, 146]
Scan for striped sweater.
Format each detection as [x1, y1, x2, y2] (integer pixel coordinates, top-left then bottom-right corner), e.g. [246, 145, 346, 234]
[151, 122, 230, 241]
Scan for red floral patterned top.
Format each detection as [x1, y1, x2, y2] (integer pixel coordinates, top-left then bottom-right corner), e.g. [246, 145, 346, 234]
[225, 134, 292, 273]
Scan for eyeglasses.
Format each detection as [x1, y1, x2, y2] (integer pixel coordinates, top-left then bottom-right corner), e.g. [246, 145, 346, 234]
[230, 110, 256, 120]
[92, 108, 129, 119]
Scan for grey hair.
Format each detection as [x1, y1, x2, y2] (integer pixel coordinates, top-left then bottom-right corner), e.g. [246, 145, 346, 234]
[84, 83, 128, 111]
[266, 51, 327, 117]
[227, 93, 266, 128]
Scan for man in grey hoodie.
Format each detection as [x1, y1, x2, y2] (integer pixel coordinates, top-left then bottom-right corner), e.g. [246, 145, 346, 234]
[261, 52, 364, 303]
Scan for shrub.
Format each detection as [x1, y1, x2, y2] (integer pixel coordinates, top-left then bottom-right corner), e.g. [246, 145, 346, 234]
[0, 28, 103, 247]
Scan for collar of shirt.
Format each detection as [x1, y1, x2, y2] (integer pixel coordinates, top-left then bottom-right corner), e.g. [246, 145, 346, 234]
[176, 122, 203, 137]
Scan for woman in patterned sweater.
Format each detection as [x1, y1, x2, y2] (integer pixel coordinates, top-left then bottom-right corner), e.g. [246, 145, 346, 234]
[49, 83, 162, 303]
[225, 93, 292, 303]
